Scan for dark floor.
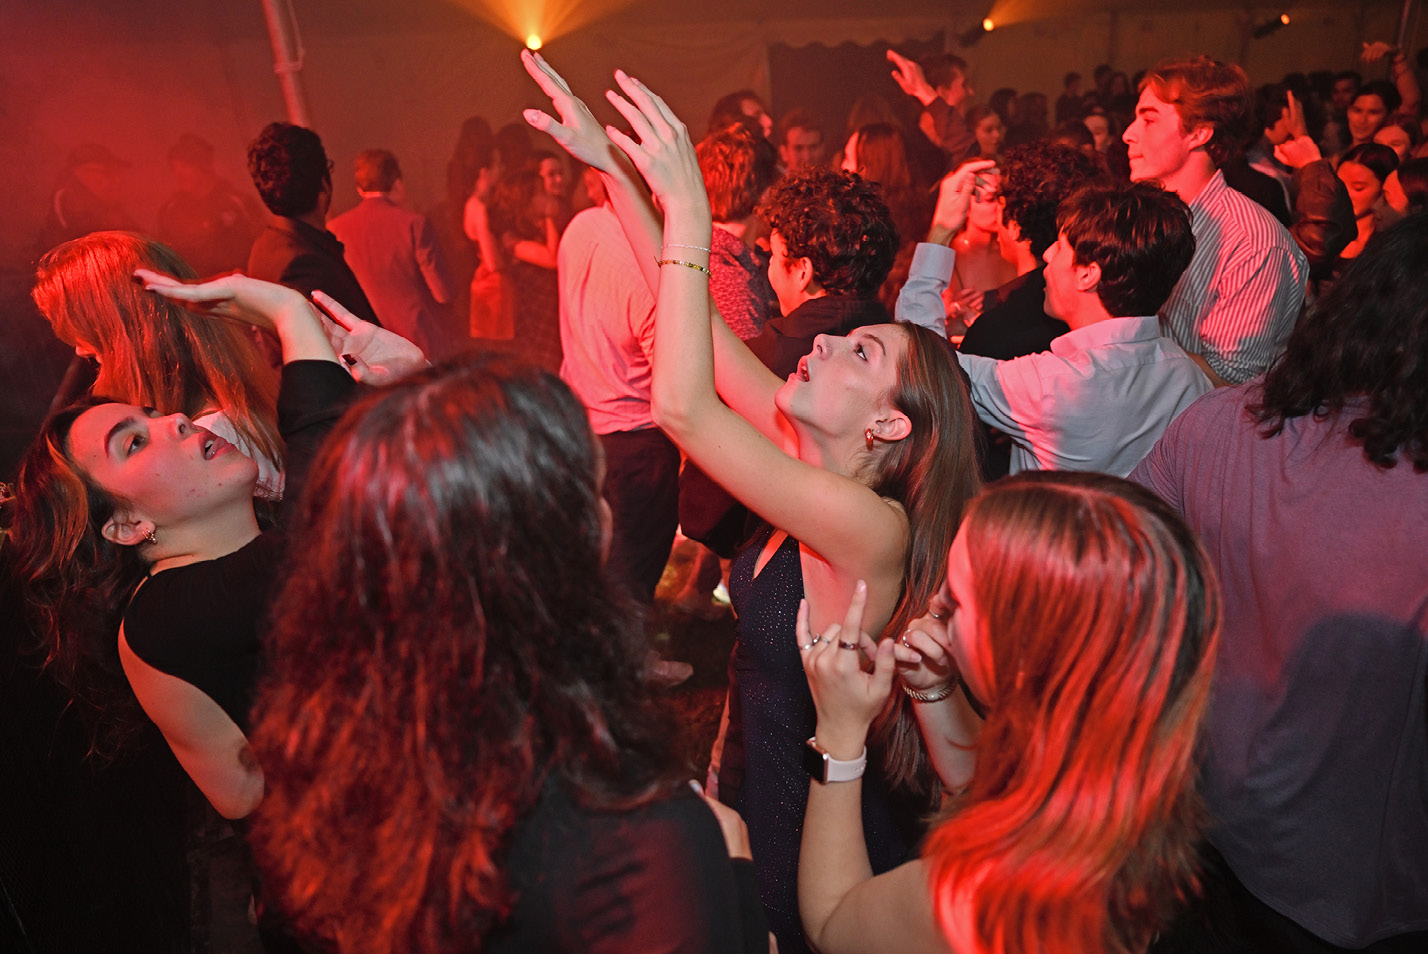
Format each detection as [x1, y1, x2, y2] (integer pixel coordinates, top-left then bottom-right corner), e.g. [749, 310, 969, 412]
[649, 536, 739, 777]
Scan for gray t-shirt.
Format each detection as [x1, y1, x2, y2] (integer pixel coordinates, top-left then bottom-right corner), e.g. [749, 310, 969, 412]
[1131, 384, 1428, 947]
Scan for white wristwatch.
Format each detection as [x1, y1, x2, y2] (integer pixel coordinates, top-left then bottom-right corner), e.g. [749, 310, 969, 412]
[803, 737, 868, 784]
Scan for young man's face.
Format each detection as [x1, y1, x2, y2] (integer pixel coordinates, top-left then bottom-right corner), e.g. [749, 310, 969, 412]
[779, 127, 824, 171]
[1331, 77, 1358, 112]
[939, 69, 973, 110]
[1123, 86, 1201, 184]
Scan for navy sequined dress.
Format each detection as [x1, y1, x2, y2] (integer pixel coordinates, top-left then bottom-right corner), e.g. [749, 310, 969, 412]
[716, 524, 925, 954]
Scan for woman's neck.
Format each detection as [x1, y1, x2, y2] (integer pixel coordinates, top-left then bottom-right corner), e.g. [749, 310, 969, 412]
[147, 506, 263, 575]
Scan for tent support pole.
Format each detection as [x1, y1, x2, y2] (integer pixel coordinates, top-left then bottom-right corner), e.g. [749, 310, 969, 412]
[1396, 0, 1417, 50]
[260, 0, 312, 127]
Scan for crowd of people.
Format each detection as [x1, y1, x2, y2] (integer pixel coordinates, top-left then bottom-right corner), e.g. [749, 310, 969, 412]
[2, 35, 1426, 954]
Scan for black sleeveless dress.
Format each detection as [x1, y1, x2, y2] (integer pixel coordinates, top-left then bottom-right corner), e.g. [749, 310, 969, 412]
[717, 524, 925, 954]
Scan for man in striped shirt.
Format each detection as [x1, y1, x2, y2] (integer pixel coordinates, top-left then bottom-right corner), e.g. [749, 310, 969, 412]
[1124, 56, 1307, 386]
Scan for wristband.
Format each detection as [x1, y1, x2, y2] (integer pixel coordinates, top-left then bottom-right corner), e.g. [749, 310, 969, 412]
[803, 737, 867, 783]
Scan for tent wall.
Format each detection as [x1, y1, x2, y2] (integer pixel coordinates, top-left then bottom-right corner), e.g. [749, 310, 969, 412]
[0, 1, 1419, 272]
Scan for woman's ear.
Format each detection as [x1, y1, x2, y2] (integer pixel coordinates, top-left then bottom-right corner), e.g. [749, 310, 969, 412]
[102, 512, 153, 548]
[872, 412, 912, 444]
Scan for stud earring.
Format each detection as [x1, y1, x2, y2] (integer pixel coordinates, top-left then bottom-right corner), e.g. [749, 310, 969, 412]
[144, 529, 158, 546]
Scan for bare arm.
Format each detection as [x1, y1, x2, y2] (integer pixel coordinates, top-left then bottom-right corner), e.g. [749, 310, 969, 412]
[601, 70, 909, 584]
[520, 51, 788, 443]
[119, 627, 264, 819]
[796, 588, 953, 953]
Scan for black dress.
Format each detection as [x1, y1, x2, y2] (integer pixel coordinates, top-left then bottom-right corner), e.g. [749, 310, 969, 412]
[488, 779, 768, 954]
[717, 525, 924, 954]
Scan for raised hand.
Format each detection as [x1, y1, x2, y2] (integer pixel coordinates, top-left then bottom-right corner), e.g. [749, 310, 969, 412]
[521, 49, 625, 173]
[929, 159, 999, 242]
[604, 70, 709, 217]
[887, 49, 936, 105]
[136, 268, 311, 332]
[891, 588, 959, 694]
[798, 581, 897, 757]
[137, 268, 335, 365]
[312, 290, 426, 384]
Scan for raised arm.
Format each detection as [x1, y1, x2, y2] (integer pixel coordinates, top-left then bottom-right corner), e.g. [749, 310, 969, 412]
[136, 269, 339, 367]
[521, 51, 786, 441]
[598, 71, 910, 585]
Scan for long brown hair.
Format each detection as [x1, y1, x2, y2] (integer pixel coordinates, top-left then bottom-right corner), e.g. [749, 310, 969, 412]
[926, 473, 1220, 954]
[249, 357, 682, 954]
[33, 231, 282, 471]
[867, 322, 982, 794]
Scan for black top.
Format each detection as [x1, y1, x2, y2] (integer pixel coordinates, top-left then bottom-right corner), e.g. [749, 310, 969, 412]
[745, 296, 891, 380]
[247, 217, 381, 326]
[488, 779, 768, 954]
[122, 360, 355, 729]
[957, 269, 1066, 361]
[719, 526, 924, 954]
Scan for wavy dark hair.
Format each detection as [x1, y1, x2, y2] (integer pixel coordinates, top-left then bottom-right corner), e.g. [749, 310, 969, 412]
[865, 322, 982, 793]
[5, 397, 151, 759]
[248, 356, 683, 954]
[1058, 181, 1196, 317]
[1339, 142, 1399, 185]
[247, 122, 330, 218]
[1000, 141, 1109, 257]
[1251, 213, 1428, 471]
[760, 167, 898, 299]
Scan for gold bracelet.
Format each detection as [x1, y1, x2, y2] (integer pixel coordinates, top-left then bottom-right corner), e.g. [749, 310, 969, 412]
[902, 680, 957, 703]
[654, 257, 711, 275]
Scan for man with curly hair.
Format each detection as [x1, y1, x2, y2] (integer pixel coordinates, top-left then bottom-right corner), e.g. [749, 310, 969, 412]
[1123, 56, 1306, 386]
[742, 167, 901, 379]
[246, 122, 379, 325]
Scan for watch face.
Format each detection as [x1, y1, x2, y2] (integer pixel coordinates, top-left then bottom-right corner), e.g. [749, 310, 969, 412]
[802, 739, 828, 783]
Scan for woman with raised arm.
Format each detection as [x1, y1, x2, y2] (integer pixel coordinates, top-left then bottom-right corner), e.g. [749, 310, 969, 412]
[34, 231, 286, 496]
[7, 273, 421, 817]
[522, 52, 981, 953]
[798, 473, 1221, 954]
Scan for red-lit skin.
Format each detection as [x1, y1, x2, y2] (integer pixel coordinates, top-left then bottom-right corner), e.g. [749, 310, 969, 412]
[776, 325, 909, 445]
[68, 405, 258, 539]
[1373, 124, 1412, 163]
[779, 127, 824, 171]
[1347, 93, 1388, 145]
[974, 113, 1004, 158]
[1338, 160, 1384, 218]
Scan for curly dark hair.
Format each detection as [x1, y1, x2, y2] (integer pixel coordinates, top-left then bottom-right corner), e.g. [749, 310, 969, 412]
[247, 122, 330, 217]
[5, 397, 151, 760]
[1057, 181, 1196, 317]
[1000, 141, 1110, 257]
[248, 356, 683, 953]
[759, 167, 898, 299]
[1251, 213, 1428, 471]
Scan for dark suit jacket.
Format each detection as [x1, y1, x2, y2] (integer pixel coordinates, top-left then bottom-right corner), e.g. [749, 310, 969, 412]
[246, 217, 380, 326]
[327, 196, 460, 358]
